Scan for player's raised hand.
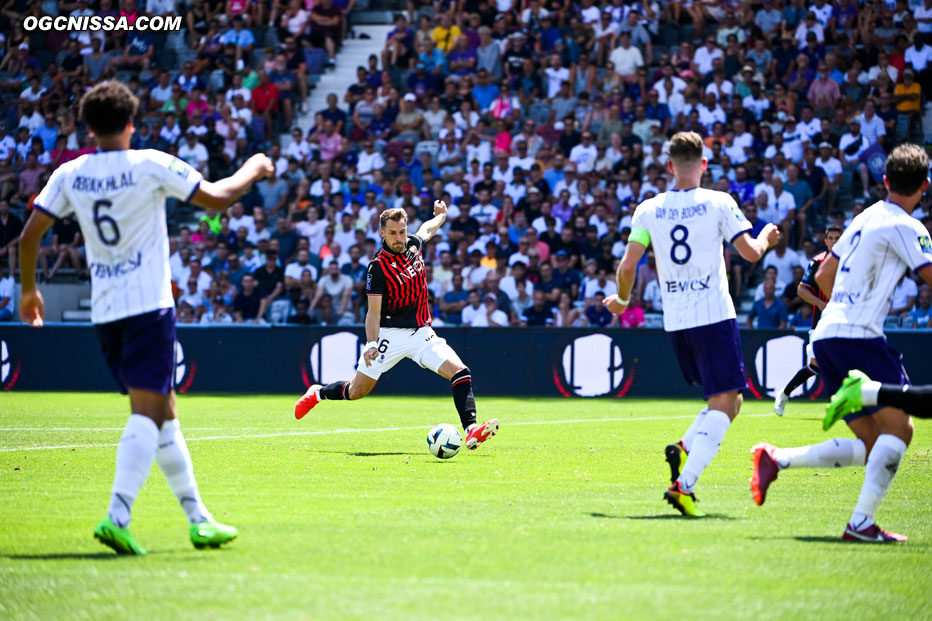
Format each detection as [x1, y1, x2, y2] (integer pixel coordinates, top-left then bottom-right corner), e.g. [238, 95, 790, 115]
[363, 346, 378, 367]
[246, 153, 275, 181]
[603, 293, 628, 315]
[761, 223, 781, 249]
[433, 200, 447, 218]
[19, 289, 45, 327]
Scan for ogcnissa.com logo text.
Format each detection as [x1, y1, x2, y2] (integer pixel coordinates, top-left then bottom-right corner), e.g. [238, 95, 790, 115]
[24, 14, 183, 32]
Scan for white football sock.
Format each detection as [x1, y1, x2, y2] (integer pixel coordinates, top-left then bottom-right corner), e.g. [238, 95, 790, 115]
[850, 434, 907, 529]
[157, 419, 211, 525]
[680, 407, 708, 453]
[773, 438, 866, 470]
[107, 414, 159, 528]
[861, 381, 881, 406]
[677, 409, 730, 494]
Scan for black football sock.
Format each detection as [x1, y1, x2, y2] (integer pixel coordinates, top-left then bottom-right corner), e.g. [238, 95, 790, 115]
[451, 368, 477, 429]
[782, 367, 817, 395]
[877, 384, 932, 418]
[320, 381, 351, 401]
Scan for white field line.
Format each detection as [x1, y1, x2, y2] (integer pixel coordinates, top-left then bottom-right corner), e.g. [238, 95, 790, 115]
[0, 413, 776, 453]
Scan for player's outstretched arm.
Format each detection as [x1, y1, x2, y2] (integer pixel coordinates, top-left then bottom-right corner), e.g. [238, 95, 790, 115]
[415, 200, 448, 242]
[362, 294, 382, 367]
[190, 153, 274, 211]
[17, 209, 56, 327]
[604, 240, 646, 314]
[733, 223, 780, 263]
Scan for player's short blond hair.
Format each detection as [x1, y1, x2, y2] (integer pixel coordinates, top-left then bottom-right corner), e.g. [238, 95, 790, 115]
[380, 207, 407, 229]
[668, 131, 704, 165]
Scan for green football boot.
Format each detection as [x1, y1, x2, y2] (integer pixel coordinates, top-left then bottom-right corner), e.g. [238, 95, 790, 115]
[190, 519, 239, 549]
[94, 516, 146, 555]
[824, 370, 869, 431]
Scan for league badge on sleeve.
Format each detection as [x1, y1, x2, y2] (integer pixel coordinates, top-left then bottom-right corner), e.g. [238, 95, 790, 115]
[169, 158, 191, 178]
[366, 273, 372, 291]
[919, 236, 932, 255]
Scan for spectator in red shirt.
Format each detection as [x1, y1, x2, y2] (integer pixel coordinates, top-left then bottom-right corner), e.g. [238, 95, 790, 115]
[49, 136, 77, 170]
[251, 70, 281, 131]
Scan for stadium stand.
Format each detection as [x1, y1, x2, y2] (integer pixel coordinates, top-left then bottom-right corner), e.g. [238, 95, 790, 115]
[0, 0, 931, 329]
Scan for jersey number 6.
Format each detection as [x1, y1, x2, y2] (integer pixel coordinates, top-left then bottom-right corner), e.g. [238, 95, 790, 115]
[670, 224, 692, 265]
[93, 199, 121, 246]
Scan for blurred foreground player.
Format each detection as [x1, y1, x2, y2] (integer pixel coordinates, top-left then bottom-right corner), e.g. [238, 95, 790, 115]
[19, 81, 275, 554]
[294, 201, 500, 451]
[751, 144, 932, 542]
[604, 132, 779, 516]
[773, 225, 844, 416]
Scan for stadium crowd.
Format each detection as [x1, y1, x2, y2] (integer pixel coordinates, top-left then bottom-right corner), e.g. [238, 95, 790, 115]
[0, 0, 931, 328]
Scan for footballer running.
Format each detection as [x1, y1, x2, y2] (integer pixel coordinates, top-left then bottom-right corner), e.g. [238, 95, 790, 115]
[294, 200, 500, 451]
[604, 131, 780, 517]
[750, 143, 932, 543]
[19, 80, 275, 555]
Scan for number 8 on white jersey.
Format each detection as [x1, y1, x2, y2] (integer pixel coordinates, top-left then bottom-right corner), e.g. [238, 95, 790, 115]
[631, 187, 752, 332]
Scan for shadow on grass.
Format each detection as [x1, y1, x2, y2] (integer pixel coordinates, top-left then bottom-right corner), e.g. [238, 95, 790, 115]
[311, 450, 423, 457]
[746, 535, 929, 548]
[3, 552, 124, 560]
[589, 512, 737, 521]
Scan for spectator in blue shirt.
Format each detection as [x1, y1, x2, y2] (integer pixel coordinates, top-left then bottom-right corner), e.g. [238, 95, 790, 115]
[748, 280, 788, 329]
[584, 291, 614, 327]
[471, 69, 500, 113]
[220, 16, 256, 53]
[440, 273, 469, 324]
[907, 286, 932, 328]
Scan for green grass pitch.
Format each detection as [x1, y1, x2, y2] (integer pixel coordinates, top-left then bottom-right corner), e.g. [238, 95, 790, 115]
[1, 392, 931, 620]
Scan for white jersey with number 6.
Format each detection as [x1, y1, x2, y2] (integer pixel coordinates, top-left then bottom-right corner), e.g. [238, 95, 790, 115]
[33, 149, 203, 324]
[812, 200, 932, 341]
[631, 187, 752, 331]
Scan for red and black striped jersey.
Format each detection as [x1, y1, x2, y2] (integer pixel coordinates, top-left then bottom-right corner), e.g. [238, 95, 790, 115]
[366, 234, 431, 328]
[799, 251, 830, 327]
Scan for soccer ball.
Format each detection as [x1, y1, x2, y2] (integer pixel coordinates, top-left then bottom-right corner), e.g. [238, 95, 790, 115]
[426, 424, 463, 459]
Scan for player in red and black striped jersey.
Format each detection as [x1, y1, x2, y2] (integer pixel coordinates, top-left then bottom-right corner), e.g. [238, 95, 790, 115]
[294, 202, 500, 451]
[774, 225, 844, 415]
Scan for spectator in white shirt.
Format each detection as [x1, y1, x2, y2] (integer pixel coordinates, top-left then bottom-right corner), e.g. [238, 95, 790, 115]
[855, 99, 886, 146]
[463, 292, 509, 327]
[692, 37, 724, 75]
[569, 131, 599, 173]
[608, 32, 643, 82]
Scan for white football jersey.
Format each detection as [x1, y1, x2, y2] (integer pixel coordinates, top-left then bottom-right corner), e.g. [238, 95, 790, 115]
[812, 201, 932, 341]
[34, 149, 202, 324]
[631, 187, 752, 331]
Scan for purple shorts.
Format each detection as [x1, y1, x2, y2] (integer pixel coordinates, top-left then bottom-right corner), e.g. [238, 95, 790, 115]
[668, 318, 746, 400]
[95, 308, 176, 395]
[812, 337, 909, 422]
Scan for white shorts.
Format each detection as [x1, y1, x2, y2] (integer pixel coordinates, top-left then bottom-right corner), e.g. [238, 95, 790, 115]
[357, 326, 455, 380]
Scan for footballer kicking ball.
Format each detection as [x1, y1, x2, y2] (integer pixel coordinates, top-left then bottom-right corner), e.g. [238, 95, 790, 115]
[427, 424, 463, 459]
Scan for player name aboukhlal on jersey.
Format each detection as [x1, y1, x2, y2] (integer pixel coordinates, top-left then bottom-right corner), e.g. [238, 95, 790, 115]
[72, 172, 136, 193]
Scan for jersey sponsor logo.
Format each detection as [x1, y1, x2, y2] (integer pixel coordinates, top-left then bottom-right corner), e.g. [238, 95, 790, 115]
[665, 275, 711, 293]
[655, 203, 708, 221]
[71, 171, 136, 193]
[89, 251, 143, 279]
[831, 290, 863, 305]
[920, 235, 932, 255]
